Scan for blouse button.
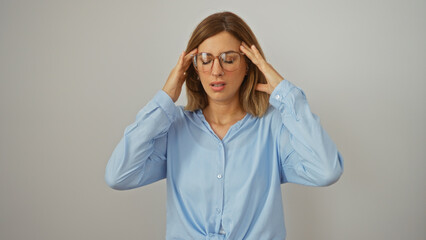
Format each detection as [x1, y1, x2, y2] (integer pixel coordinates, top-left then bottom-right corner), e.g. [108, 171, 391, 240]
[275, 95, 281, 100]
[217, 174, 222, 179]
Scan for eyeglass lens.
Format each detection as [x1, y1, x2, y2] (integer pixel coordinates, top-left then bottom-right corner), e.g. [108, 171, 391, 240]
[195, 52, 241, 72]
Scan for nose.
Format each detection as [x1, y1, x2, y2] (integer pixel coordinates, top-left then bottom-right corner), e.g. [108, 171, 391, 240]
[211, 58, 224, 77]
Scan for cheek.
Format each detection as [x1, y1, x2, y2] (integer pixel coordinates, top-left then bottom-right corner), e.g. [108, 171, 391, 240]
[199, 78, 212, 92]
[199, 77, 209, 87]
[227, 70, 246, 85]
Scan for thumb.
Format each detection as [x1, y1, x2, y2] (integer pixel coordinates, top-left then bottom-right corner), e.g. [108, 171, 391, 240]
[255, 83, 270, 93]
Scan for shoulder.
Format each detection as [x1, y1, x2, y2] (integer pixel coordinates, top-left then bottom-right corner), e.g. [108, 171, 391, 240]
[171, 105, 203, 128]
[175, 105, 197, 119]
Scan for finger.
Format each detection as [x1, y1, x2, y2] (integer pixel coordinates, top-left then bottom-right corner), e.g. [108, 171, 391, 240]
[250, 44, 265, 62]
[240, 43, 257, 64]
[182, 48, 198, 69]
[242, 41, 251, 50]
[184, 48, 198, 61]
[241, 41, 254, 56]
[173, 51, 187, 79]
[242, 42, 265, 68]
[178, 51, 185, 65]
[181, 52, 193, 71]
[251, 45, 270, 71]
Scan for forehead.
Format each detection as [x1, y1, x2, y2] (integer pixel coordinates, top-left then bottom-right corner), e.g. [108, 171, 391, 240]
[198, 31, 241, 54]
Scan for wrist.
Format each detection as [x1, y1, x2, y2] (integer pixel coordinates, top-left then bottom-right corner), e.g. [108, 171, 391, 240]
[162, 85, 179, 102]
[270, 78, 284, 93]
[162, 89, 175, 102]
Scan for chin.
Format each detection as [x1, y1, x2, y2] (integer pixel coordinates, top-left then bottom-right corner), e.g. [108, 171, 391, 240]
[206, 90, 239, 103]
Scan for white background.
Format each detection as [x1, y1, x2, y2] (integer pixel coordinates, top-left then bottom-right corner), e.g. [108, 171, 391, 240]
[1, 0, 425, 239]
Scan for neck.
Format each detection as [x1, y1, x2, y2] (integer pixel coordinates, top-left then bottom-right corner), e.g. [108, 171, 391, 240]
[203, 97, 246, 125]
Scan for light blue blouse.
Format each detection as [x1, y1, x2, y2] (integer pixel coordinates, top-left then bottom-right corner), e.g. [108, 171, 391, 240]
[105, 79, 344, 240]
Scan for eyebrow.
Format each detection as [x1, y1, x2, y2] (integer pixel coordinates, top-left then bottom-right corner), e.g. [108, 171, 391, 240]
[199, 50, 239, 55]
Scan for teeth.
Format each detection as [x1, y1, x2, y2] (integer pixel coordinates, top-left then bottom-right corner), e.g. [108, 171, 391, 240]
[212, 84, 225, 87]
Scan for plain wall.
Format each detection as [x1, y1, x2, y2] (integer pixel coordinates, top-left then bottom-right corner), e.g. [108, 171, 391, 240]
[1, 0, 425, 239]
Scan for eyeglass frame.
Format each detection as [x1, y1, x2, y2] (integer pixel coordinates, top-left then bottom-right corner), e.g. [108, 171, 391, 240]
[192, 51, 246, 73]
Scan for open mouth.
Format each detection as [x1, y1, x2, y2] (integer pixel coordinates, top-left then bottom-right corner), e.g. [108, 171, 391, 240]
[210, 82, 226, 91]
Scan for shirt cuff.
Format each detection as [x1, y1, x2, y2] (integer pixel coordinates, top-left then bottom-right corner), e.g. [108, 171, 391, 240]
[269, 79, 297, 107]
[153, 90, 179, 123]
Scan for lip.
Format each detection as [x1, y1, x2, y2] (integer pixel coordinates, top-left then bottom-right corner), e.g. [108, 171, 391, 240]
[210, 81, 226, 92]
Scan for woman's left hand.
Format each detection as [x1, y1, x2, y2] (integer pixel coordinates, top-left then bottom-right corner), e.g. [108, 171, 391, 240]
[240, 42, 284, 94]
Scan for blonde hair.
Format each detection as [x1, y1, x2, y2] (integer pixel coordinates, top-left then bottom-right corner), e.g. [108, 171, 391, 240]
[184, 11, 269, 117]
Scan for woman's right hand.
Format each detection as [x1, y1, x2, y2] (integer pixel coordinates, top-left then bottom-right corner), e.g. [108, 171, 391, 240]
[162, 48, 198, 102]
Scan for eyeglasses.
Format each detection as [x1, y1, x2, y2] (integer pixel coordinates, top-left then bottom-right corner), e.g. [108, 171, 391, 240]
[193, 51, 245, 73]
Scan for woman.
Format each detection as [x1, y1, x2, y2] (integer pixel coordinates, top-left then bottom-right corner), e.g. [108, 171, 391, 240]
[105, 11, 343, 240]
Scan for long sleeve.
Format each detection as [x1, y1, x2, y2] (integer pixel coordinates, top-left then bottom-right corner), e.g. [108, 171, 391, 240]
[105, 90, 178, 190]
[270, 80, 344, 186]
